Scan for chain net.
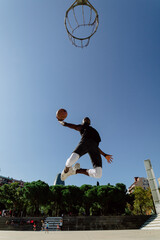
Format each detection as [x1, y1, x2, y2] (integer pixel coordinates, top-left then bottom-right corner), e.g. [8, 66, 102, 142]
[65, 0, 99, 48]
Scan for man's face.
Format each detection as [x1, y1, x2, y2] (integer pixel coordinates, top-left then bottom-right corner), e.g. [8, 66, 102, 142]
[82, 117, 91, 125]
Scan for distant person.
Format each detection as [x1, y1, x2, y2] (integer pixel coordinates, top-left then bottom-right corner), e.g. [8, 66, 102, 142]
[45, 222, 49, 233]
[58, 117, 113, 181]
[41, 220, 45, 231]
[59, 219, 63, 230]
[33, 222, 36, 231]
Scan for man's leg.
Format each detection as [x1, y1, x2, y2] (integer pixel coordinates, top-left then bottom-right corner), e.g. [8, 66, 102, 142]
[76, 167, 102, 179]
[65, 152, 80, 172]
[61, 153, 80, 181]
[76, 168, 89, 176]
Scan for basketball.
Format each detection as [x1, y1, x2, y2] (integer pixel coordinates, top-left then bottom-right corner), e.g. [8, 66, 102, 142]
[56, 109, 68, 121]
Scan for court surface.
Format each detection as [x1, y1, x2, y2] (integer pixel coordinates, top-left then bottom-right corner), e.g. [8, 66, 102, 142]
[0, 230, 160, 240]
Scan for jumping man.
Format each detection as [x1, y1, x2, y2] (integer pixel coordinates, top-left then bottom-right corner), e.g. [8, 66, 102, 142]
[58, 117, 113, 181]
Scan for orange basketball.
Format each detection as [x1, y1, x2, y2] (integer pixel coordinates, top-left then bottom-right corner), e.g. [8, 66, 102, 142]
[56, 109, 68, 121]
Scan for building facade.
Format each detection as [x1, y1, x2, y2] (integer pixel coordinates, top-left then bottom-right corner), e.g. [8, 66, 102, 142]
[53, 173, 65, 186]
[128, 177, 149, 194]
[0, 175, 24, 187]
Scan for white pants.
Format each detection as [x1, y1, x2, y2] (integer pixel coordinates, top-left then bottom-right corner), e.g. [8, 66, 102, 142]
[65, 153, 102, 179]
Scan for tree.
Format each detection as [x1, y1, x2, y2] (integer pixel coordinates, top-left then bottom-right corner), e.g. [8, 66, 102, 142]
[112, 183, 127, 214]
[62, 185, 82, 215]
[125, 192, 135, 215]
[96, 183, 127, 215]
[50, 185, 65, 216]
[0, 181, 131, 217]
[132, 186, 154, 215]
[80, 185, 93, 216]
[0, 182, 24, 216]
[85, 186, 99, 216]
[97, 185, 114, 215]
[23, 180, 50, 216]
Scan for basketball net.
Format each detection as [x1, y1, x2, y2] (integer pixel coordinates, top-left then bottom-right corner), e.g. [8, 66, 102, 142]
[65, 0, 99, 48]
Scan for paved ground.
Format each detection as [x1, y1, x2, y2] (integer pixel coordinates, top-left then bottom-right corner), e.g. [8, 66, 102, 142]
[0, 230, 160, 240]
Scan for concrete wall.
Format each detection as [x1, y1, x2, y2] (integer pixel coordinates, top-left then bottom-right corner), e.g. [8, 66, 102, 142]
[63, 215, 151, 231]
[0, 215, 151, 231]
[0, 217, 44, 231]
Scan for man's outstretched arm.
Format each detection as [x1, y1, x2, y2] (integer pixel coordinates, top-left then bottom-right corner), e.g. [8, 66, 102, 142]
[58, 121, 82, 131]
[99, 147, 113, 164]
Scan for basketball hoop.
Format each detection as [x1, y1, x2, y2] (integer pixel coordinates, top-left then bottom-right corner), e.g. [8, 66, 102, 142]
[65, 0, 99, 48]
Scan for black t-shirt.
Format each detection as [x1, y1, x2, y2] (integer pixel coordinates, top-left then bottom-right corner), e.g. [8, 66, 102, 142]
[80, 124, 101, 143]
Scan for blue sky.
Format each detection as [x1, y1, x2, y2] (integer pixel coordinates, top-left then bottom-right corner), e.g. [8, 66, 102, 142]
[0, 0, 160, 189]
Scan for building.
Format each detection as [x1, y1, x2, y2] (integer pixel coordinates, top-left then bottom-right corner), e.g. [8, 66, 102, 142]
[0, 175, 25, 187]
[128, 177, 149, 194]
[53, 173, 65, 186]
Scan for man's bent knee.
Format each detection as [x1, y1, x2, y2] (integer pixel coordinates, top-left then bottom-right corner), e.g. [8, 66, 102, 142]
[87, 167, 102, 179]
